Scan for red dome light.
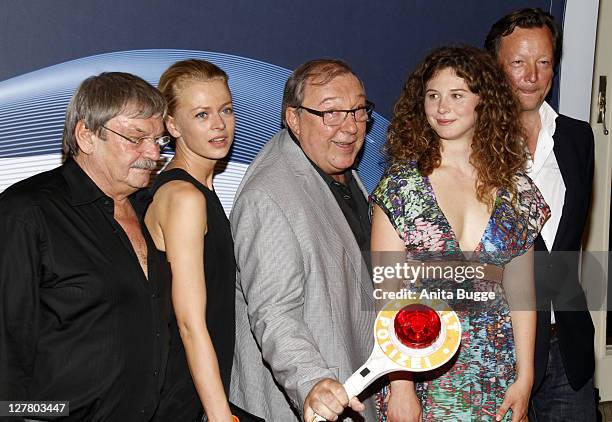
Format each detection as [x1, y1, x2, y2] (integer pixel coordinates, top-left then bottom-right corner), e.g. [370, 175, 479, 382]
[394, 304, 441, 349]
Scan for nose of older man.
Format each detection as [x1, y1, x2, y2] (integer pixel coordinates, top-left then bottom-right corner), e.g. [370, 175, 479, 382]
[340, 111, 359, 134]
[523, 61, 540, 84]
[142, 138, 162, 161]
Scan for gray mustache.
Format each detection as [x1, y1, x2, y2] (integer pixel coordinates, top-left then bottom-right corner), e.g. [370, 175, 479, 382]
[131, 159, 158, 170]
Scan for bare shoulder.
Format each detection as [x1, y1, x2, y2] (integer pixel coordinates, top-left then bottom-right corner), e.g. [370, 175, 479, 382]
[155, 180, 206, 210]
[150, 180, 208, 233]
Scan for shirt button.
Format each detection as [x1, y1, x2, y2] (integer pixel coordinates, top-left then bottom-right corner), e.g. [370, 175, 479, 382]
[156, 331, 160, 337]
[153, 370, 159, 376]
[151, 293, 156, 298]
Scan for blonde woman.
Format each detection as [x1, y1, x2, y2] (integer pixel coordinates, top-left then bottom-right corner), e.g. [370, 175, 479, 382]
[146, 59, 235, 421]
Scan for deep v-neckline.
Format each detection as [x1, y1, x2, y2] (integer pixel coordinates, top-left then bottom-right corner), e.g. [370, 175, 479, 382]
[423, 174, 499, 255]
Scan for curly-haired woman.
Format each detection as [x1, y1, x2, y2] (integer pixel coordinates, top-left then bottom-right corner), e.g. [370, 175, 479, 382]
[370, 46, 550, 421]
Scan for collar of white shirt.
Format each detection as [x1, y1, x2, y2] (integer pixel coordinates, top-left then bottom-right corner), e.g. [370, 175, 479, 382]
[528, 102, 558, 178]
[525, 102, 564, 323]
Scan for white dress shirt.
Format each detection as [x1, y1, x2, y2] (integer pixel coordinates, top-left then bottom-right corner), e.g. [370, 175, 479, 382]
[525, 102, 566, 323]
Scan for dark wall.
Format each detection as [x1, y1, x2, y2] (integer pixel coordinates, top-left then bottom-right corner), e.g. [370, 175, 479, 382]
[0, 0, 564, 118]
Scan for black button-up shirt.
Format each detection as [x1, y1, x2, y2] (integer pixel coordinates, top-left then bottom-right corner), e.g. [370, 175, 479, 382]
[0, 158, 171, 421]
[311, 164, 372, 253]
[290, 132, 372, 252]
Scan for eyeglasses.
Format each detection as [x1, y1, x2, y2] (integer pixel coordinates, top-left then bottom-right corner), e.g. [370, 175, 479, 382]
[296, 100, 374, 126]
[101, 125, 172, 150]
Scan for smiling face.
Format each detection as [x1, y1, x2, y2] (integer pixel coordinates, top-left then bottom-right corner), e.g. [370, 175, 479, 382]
[496, 26, 554, 114]
[424, 67, 480, 145]
[286, 73, 366, 177]
[166, 79, 235, 162]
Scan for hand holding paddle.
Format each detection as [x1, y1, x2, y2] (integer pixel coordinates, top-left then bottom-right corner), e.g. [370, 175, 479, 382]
[310, 298, 461, 421]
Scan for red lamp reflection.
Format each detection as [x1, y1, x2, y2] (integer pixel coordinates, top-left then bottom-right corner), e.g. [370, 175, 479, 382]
[394, 304, 441, 349]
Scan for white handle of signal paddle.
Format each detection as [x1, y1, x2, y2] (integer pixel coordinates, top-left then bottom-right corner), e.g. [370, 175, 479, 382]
[312, 357, 382, 421]
[312, 299, 461, 421]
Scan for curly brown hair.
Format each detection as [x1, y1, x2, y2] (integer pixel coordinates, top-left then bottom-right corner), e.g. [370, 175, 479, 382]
[386, 45, 527, 207]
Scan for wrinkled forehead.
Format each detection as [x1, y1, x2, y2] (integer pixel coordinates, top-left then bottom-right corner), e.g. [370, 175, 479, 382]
[303, 73, 365, 102]
[110, 107, 164, 132]
[501, 26, 554, 54]
[115, 102, 164, 122]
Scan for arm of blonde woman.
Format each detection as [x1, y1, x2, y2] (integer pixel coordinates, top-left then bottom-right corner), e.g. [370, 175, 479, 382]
[158, 182, 233, 422]
[497, 246, 536, 422]
[371, 205, 422, 422]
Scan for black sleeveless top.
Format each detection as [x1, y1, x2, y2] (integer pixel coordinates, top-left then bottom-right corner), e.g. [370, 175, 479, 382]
[148, 168, 236, 421]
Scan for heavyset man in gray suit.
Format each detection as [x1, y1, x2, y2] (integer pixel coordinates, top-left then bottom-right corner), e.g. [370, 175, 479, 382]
[230, 59, 376, 421]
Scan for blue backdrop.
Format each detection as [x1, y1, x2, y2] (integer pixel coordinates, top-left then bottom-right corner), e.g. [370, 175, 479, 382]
[0, 0, 565, 209]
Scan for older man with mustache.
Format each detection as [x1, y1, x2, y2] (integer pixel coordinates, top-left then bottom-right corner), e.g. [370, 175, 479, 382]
[0, 72, 172, 421]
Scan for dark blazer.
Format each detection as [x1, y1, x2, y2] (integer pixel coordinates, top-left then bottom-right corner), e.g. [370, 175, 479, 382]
[533, 114, 595, 392]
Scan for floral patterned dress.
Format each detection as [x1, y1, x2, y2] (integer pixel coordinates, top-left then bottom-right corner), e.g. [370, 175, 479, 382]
[370, 161, 549, 421]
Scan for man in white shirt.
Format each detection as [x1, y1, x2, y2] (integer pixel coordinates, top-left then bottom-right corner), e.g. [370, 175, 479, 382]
[486, 8, 596, 421]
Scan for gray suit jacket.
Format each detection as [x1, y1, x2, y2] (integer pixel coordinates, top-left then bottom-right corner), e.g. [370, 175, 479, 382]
[230, 129, 376, 421]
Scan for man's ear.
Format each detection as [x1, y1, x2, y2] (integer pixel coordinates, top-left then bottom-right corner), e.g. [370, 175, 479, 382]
[285, 107, 301, 137]
[165, 115, 181, 139]
[74, 120, 96, 155]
